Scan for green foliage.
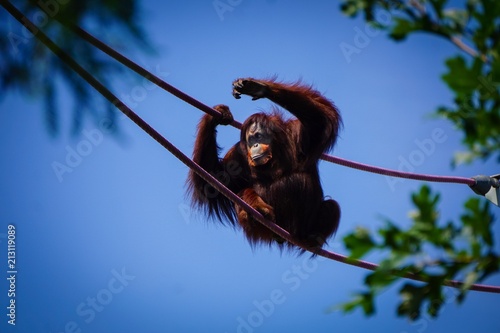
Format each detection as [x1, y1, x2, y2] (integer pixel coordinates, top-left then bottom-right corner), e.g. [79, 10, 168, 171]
[338, 0, 499, 318]
[340, 0, 500, 164]
[439, 55, 500, 165]
[338, 186, 499, 320]
[0, 0, 151, 135]
[2, 0, 498, 322]
[343, 227, 376, 259]
[389, 17, 422, 41]
[338, 292, 375, 315]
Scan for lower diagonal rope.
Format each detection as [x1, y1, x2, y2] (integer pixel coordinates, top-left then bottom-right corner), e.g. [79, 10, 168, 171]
[3, 0, 498, 293]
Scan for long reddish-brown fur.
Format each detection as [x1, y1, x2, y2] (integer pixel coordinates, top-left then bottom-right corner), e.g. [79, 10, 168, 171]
[187, 78, 342, 251]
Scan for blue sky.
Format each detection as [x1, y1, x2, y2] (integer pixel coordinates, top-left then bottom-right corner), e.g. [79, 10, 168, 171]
[1, 1, 499, 332]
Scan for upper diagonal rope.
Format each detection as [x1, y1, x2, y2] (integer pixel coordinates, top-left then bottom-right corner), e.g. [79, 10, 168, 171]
[2, 0, 499, 293]
[47, 14, 477, 187]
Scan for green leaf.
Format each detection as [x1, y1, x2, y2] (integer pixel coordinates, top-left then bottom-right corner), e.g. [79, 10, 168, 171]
[337, 296, 362, 313]
[429, 0, 449, 18]
[336, 0, 500, 320]
[343, 227, 377, 259]
[340, 0, 364, 17]
[461, 198, 494, 248]
[476, 253, 500, 282]
[365, 270, 398, 291]
[397, 283, 426, 320]
[397, 277, 445, 320]
[411, 185, 440, 226]
[338, 292, 375, 316]
[425, 276, 445, 317]
[0, 0, 153, 136]
[441, 56, 484, 98]
[389, 17, 420, 41]
[462, 271, 478, 292]
[378, 219, 401, 245]
[442, 8, 469, 33]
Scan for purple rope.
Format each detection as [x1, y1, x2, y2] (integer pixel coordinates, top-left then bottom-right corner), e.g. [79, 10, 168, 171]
[60, 21, 478, 187]
[60, 21, 243, 129]
[322, 155, 476, 185]
[6, 1, 498, 293]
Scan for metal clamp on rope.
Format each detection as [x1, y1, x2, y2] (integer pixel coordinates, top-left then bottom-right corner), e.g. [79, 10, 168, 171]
[470, 174, 500, 206]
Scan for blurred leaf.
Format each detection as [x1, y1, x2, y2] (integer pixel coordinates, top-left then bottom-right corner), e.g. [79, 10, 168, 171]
[476, 253, 500, 281]
[397, 283, 425, 320]
[337, 292, 375, 316]
[389, 17, 420, 41]
[340, 0, 363, 17]
[461, 198, 494, 248]
[0, 0, 153, 135]
[397, 276, 445, 320]
[365, 269, 398, 290]
[462, 271, 478, 293]
[337, 0, 500, 321]
[378, 219, 401, 249]
[442, 8, 469, 33]
[338, 184, 499, 320]
[411, 185, 440, 224]
[340, 0, 500, 163]
[441, 56, 483, 97]
[343, 227, 377, 259]
[429, 0, 448, 17]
